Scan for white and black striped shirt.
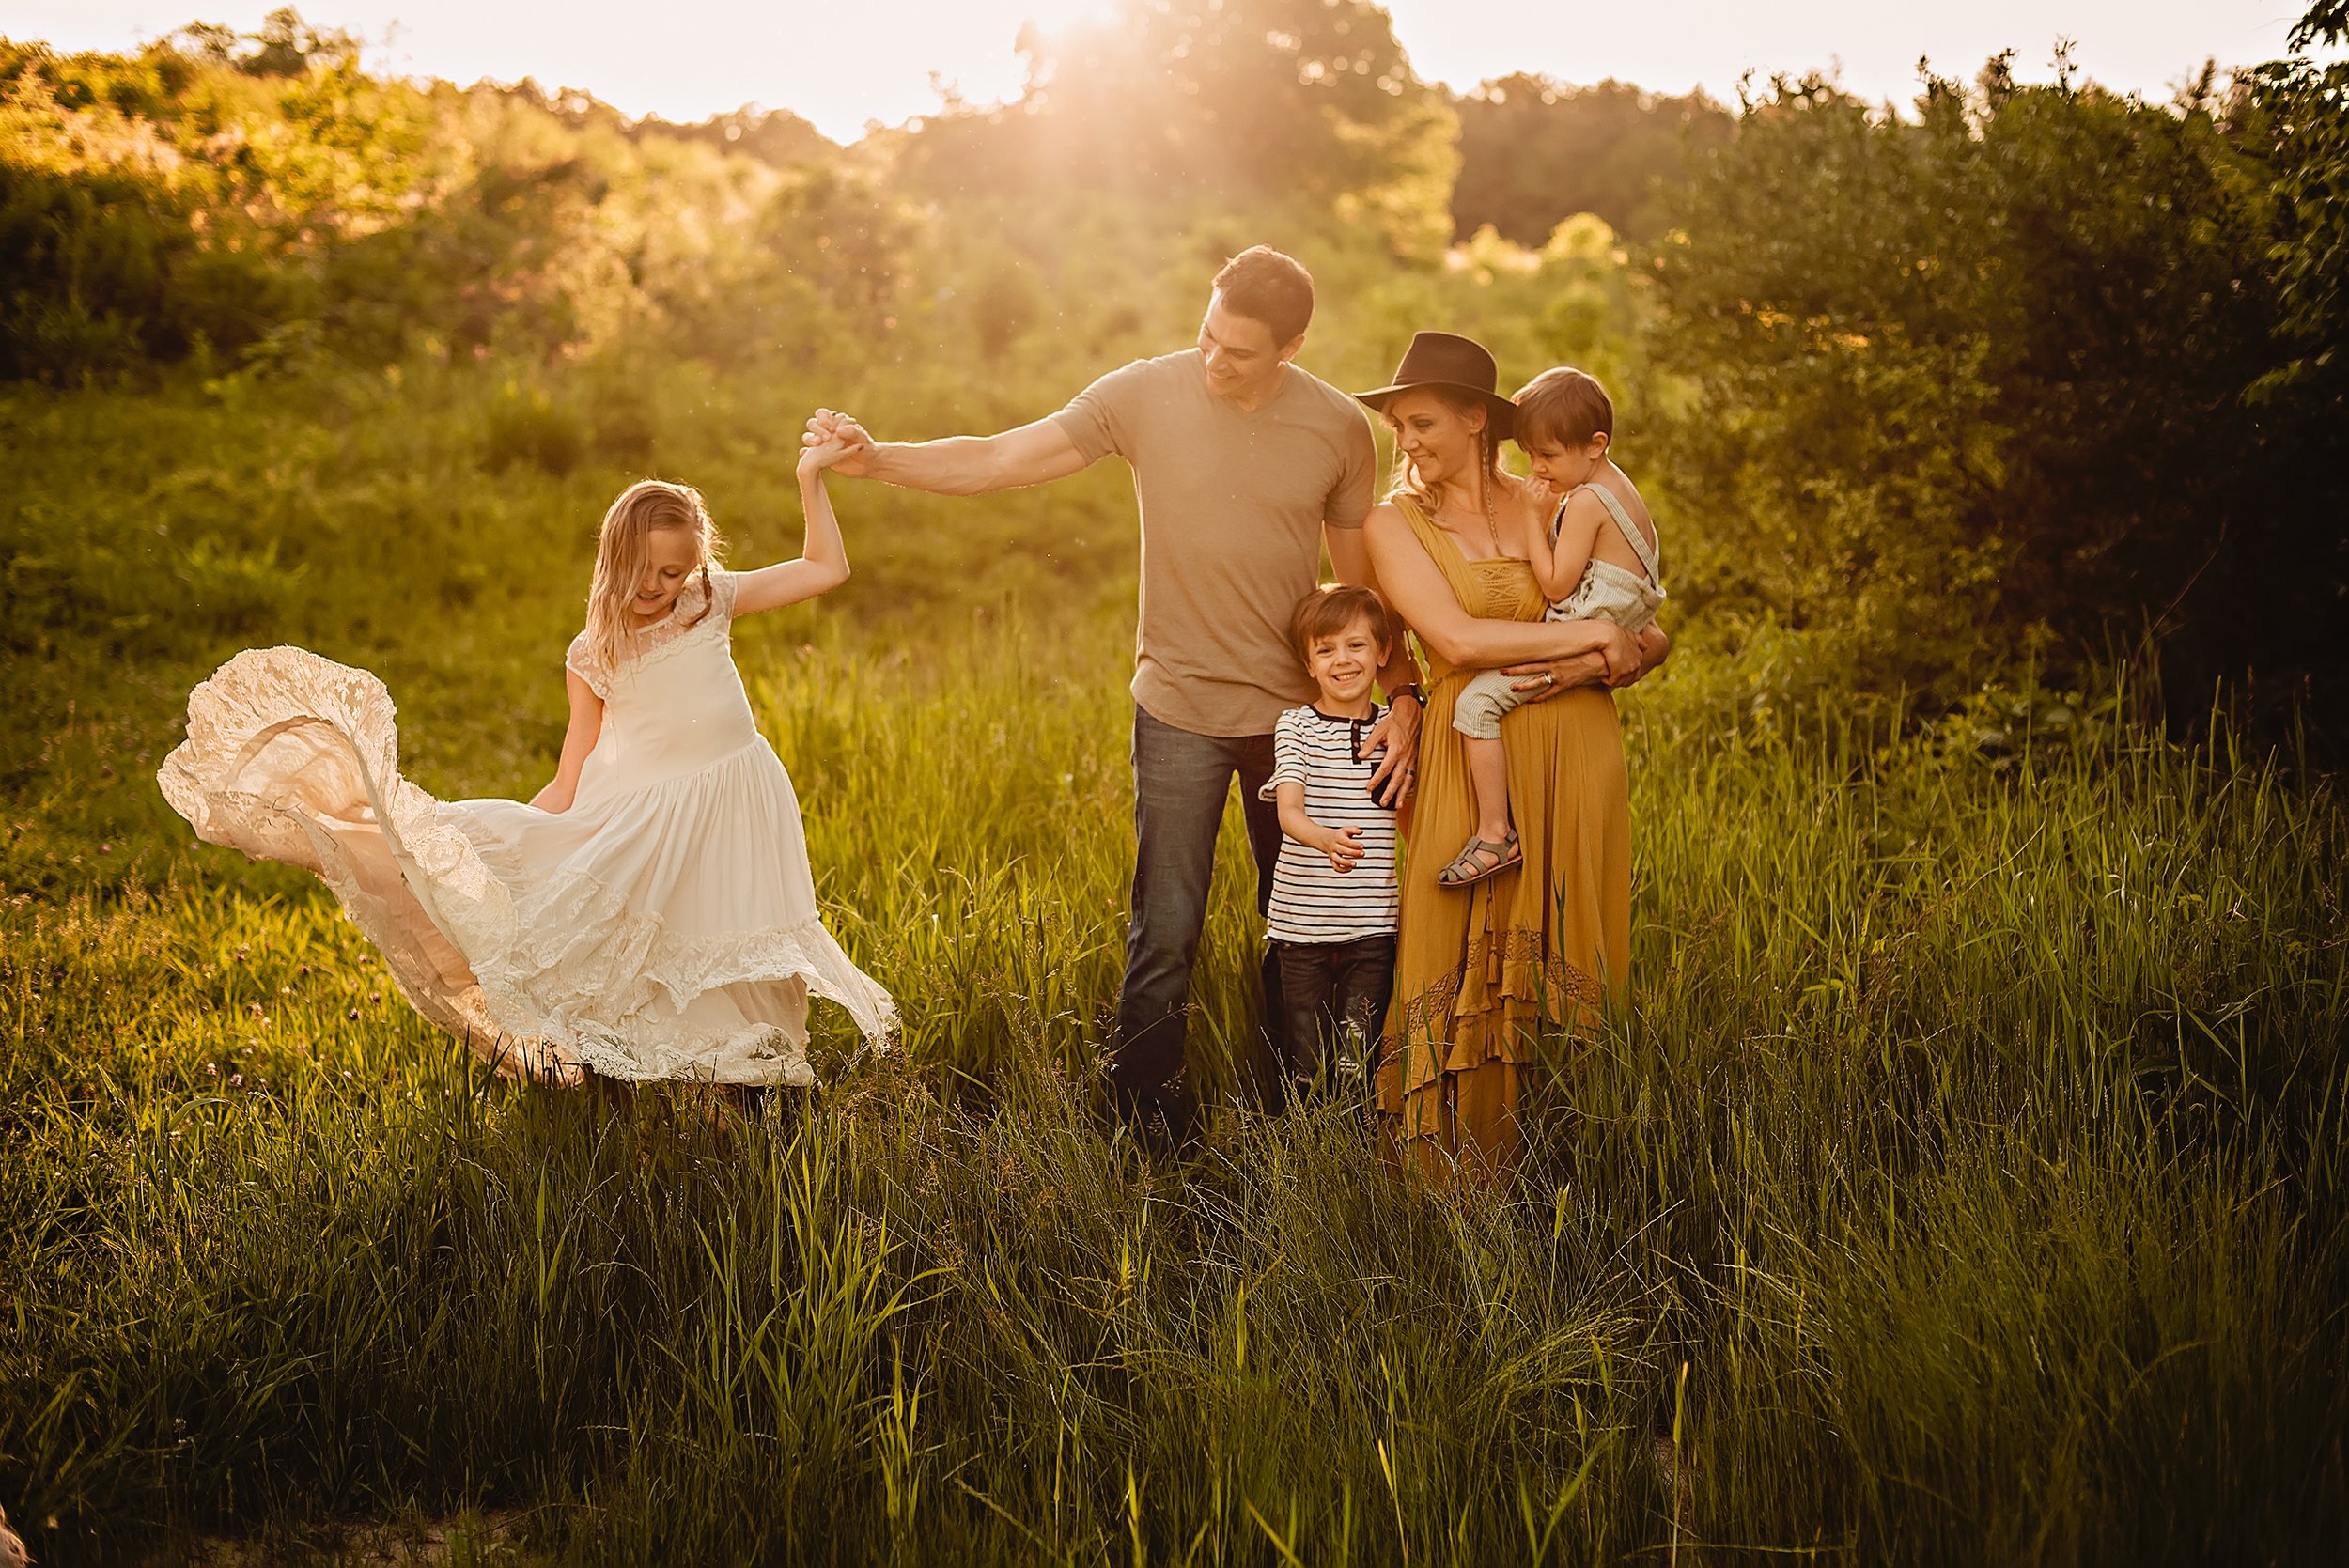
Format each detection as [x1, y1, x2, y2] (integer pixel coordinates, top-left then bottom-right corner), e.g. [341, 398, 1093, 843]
[1258, 704, 1400, 943]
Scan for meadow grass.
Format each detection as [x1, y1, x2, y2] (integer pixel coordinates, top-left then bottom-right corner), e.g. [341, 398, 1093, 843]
[2, 370, 2345, 1563]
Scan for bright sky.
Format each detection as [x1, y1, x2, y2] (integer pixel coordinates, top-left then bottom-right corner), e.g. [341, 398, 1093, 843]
[8, 2, 2332, 141]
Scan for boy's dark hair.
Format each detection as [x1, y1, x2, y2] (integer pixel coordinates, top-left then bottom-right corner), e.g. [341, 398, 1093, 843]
[1513, 366, 1614, 449]
[1212, 246, 1315, 344]
[1289, 584, 1392, 663]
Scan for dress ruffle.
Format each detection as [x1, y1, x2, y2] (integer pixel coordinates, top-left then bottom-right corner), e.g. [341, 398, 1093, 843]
[160, 644, 895, 1085]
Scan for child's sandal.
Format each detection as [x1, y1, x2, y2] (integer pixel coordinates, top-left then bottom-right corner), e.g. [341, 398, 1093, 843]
[1436, 826, 1520, 888]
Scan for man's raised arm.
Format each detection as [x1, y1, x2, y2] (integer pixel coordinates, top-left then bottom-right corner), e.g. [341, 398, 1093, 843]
[803, 410, 1091, 496]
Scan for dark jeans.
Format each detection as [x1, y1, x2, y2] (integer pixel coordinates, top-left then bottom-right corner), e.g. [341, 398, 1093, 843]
[1113, 705, 1285, 1146]
[1271, 934, 1396, 1101]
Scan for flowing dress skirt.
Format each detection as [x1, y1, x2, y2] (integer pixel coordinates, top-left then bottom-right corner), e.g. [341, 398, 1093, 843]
[159, 644, 895, 1084]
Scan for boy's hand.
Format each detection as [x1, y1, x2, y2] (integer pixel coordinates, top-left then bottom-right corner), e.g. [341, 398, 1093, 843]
[1312, 824, 1365, 875]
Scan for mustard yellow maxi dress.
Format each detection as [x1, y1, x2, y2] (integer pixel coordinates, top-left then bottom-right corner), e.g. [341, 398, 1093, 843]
[1379, 498, 1632, 1182]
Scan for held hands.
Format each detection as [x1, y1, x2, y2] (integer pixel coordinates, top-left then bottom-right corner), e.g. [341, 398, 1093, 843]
[1503, 624, 1643, 700]
[798, 434, 851, 478]
[1597, 624, 1641, 684]
[802, 409, 877, 478]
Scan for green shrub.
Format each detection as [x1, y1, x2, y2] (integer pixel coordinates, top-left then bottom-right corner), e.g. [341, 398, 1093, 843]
[483, 383, 587, 476]
[1647, 60, 2349, 740]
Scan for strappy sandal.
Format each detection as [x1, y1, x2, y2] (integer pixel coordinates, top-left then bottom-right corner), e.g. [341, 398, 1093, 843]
[1437, 825, 1520, 888]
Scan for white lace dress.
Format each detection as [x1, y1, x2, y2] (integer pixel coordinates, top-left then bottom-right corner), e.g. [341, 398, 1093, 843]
[159, 569, 895, 1085]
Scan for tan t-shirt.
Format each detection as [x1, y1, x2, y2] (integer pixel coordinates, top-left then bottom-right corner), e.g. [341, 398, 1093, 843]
[1052, 350, 1377, 737]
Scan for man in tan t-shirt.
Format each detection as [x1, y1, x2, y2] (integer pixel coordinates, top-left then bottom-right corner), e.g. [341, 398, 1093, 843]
[807, 247, 1421, 1149]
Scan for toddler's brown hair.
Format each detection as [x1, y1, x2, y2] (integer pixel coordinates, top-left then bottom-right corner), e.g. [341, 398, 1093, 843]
[1288, 584, 1392, 664]
[1513, 366, 1614, 450]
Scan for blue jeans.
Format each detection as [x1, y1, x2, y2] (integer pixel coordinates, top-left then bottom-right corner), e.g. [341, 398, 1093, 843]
[1114, 705, 1285, 1144]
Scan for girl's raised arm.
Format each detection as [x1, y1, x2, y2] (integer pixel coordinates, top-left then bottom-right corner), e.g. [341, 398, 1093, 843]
[530, 669, 603, 814]
[733, 441, 854, 616]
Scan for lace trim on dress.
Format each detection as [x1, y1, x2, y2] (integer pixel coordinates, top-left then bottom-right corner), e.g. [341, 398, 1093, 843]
[1392, 930, 1603, 1045]
[439, 850, 898, 1084]
[564, 569, 738, 699]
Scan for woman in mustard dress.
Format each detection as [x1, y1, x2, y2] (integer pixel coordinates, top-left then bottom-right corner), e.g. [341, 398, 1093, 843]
[1355, 334, 1666, 1182]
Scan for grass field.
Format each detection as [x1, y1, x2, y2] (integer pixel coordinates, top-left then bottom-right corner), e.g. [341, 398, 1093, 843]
[3, 370, 2345, 1564]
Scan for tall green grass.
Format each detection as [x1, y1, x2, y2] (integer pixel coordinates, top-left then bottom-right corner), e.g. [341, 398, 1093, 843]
[4, 361, 2344, 1562]
[2, 618, 2341, 1564]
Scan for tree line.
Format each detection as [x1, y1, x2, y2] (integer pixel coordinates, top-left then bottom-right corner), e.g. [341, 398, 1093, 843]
[4, 1, 2344, 744]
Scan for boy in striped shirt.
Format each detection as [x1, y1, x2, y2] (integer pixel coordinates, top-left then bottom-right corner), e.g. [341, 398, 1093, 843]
[1258, 585, 1405, 1100]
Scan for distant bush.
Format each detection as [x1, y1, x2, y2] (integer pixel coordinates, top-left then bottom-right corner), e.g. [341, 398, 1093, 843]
[0, 19, 835, 384]
[483, 383, 588, 476]
[1648, 54, 2349, 742]
[176, 536, 305, 637]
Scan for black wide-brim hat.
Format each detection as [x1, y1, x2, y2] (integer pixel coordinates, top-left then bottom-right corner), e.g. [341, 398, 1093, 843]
[1353, 331, 1517, 440]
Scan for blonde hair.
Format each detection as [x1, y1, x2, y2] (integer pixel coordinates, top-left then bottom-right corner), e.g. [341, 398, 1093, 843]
[1381, 386, 1502, 517]
[585, 480, 724, 675]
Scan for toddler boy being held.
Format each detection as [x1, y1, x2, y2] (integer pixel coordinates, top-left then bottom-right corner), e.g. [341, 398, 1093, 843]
[1259, 585, 1402, 1098]
[1439, 367, 1666, 887]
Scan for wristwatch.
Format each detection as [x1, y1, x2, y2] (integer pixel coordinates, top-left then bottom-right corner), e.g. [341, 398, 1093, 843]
[1392, 682, 1424, 707]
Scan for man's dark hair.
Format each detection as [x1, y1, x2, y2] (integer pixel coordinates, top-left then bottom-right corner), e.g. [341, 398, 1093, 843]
[1212, 247, 1315, 344]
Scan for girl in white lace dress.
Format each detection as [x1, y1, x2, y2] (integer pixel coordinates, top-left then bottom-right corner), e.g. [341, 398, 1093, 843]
[159, 441, 895, 1086]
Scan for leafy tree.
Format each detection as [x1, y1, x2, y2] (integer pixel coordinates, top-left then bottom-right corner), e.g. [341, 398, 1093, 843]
[634, 105, 832, 171]
[1650, 57, 2347, 737]
[2244, 2, 2349, 401]
[0, 17, 827, 379]
[177, 7, 362, 78]
[903, 0, 1458, 256]
[1451, 76, 1730, 244]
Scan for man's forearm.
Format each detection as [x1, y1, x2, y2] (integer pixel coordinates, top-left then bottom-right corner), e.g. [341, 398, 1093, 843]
[866, 437, 1003, 497]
